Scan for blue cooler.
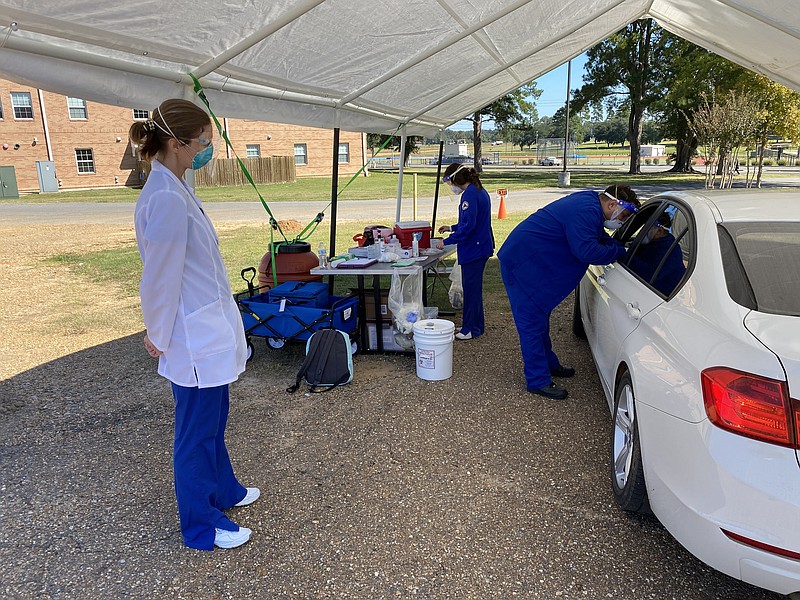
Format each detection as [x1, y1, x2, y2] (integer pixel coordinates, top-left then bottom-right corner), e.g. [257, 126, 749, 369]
[268, 281, 329, 308]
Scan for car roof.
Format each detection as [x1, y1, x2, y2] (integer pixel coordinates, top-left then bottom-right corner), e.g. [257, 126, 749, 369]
[650, 189, 800, 223]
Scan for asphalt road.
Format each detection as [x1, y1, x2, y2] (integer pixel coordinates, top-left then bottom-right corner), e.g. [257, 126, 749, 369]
[1, 184, 795, 599]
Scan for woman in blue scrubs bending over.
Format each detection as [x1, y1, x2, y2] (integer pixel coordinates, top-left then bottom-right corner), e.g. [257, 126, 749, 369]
[130, 99, 259, 550]
[498, 185, 639, 399]
[437, 163, 495, 340]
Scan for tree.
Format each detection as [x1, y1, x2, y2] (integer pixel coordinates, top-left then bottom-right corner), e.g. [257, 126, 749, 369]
[743, 74, 800, 187]
[467, 82, 542, 171]
[574, 19, 671, 174]
[657, 37, 749, 173]
[366, 133, 422, 166]
[594, 117, 627, 147]
[687, 90, 760, 188]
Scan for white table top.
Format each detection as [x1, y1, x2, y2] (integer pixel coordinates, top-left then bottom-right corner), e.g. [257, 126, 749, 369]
[310, 245, 456, 277]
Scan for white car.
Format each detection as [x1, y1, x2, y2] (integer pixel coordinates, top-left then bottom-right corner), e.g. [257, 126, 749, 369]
[573, 190, 800, 596]
[539, 156, 562, 166]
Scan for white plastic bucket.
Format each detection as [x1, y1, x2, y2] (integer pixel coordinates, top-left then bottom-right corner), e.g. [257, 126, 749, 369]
[412, 319, 455, 381]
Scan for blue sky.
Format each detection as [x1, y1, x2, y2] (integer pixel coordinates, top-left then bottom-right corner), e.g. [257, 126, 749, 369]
[450, 53, 589, 131]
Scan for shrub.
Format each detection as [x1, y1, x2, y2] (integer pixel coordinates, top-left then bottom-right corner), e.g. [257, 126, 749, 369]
[653, 158, 660, 165]
[778, 159, 788, 166]
[644, 158, 652, 165]
[763, 159, 773, 166]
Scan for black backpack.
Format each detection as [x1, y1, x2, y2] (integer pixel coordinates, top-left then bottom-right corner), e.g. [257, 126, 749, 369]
[287, 329, 354, 393]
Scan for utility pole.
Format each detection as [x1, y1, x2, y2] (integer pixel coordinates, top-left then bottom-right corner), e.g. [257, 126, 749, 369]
[558, 60, 571, 187]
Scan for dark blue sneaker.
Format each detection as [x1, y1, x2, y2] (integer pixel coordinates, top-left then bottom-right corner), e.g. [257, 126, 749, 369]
[550, 365, 576, 378]
[528, 383, 568, 399]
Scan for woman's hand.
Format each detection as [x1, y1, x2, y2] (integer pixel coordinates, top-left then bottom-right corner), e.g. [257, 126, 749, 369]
[438, 225, 451, 234]
[144, 334, 163, 358]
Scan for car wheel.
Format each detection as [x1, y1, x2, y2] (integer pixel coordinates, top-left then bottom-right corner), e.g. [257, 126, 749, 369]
[611, 373, 651, 514]
[246, 339, 254, 362]
[267, 337, 285, 349]
[572, 285, 586, 338]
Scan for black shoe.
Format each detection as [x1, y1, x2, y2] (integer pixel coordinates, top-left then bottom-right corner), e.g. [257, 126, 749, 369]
[551, 365, 576, 378]
[528, 383, 568, 399]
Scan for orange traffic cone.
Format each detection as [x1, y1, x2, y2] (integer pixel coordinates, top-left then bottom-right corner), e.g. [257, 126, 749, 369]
[497, 195, 508, 219]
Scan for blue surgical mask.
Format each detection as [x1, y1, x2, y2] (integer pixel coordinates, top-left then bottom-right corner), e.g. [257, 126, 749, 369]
[449, 183, 463, 195]
[192, 143, 214, 170]
[604, 218, 624, 230]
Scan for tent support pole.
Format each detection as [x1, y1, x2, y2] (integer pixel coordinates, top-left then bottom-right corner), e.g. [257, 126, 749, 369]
[395, 127, 407, 224]
[330, 127, 340, 260]
[431, 137, 445, 232]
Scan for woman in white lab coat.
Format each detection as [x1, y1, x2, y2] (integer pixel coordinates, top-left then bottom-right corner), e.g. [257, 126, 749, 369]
[129, 99, 258, 550]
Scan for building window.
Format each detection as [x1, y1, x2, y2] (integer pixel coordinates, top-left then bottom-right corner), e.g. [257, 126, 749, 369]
[67, 97, 88, 120]
[75, 148, 95, 173]
[294, 143, 307, 166]
[132, 109, 149, 120]
[0, 98, 3, 120]
[11, 92, 33, 119]
[338, 143, 350, 164]
[246, 144, 261, 158]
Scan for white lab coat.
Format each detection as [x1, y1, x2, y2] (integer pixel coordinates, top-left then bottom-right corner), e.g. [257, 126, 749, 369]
[134, 160, 246, 388]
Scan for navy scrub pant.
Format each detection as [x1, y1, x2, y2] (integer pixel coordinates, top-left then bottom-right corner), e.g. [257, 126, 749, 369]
[500, 263, 561, 390]
[171, 382, 247, 550]
[459, 256, 489, 337]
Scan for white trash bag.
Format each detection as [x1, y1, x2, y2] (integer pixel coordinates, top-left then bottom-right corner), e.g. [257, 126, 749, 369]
[388, 269, 424, 349]
[448, 263, 464, 309]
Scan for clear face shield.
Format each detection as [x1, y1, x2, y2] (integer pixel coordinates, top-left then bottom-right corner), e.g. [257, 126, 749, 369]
[442, 164, 467, 202]
[603, 193, 638, 230]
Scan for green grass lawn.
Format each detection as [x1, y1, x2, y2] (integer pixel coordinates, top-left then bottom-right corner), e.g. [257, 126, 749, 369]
[48, 211, 530, 302]
[17, 168, 707, 204]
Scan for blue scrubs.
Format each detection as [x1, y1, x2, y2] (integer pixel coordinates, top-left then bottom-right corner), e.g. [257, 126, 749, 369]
[497, 190, 626, 389]
[172, 383, 248, 550]
[627, 233, 686, 296]
[443, 183, 494, 337]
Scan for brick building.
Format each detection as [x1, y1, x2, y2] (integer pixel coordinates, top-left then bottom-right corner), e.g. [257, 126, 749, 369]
[0, 78, 366, 194]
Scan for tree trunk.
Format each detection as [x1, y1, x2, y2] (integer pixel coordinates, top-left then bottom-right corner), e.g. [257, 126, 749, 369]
[669, 136, 698, 173]
[472, 114, 483, 173]
[628, 106, 644, 174]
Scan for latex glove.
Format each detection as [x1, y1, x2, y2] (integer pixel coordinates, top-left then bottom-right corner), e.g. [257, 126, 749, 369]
[438, 225, 451, 234]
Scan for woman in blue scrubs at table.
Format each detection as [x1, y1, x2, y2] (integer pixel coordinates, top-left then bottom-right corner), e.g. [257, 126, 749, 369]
[498, 185, 639, 399]
[436, 163, 495, 340]
[130, 99, 259, 550]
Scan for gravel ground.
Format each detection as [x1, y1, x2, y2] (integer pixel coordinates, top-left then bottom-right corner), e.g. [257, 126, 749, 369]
[0, 214, 783, 600]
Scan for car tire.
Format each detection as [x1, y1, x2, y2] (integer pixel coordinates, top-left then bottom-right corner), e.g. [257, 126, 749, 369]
[572, 285, 586, 338]
[611, 373, 651, 514]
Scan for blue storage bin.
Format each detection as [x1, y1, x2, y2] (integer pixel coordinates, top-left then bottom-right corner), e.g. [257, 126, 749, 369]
[267, 280, 329, 308]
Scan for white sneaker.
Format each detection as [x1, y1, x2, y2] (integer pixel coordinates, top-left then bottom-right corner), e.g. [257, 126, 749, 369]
[455, 331, 473, 340]
[234, 487, 261, 507]
[214, 526, 252, 549]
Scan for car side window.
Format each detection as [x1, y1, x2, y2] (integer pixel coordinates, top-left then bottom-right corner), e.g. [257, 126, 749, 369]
[621, 201, 693, 298]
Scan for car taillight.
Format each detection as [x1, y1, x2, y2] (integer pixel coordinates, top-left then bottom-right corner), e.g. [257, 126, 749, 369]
[702, 367, 797, 448]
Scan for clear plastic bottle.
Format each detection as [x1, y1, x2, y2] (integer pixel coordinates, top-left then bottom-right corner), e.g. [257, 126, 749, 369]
[317, 242, 328, 268]
[412, 232, 420, 257]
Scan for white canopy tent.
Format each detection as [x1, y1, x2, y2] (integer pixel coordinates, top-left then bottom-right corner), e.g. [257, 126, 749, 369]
[1, 0, 799, 137]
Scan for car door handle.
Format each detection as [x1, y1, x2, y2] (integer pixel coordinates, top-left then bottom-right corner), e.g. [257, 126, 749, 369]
[626, 302, 641, 320]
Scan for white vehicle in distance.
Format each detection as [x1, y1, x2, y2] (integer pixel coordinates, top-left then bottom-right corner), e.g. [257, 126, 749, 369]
[573, 189, 800, 596]
[539, 156, 562, 166]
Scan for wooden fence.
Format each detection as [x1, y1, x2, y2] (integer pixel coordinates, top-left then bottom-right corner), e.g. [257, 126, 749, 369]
[137, 156, 295, 187]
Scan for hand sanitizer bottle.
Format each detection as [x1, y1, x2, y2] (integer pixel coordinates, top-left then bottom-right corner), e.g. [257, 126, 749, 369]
[318, 242, 328, 268]
[412, 232, 420, 258]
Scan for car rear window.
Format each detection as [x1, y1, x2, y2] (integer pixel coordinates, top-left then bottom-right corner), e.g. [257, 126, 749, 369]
[720, 222, 800, 316]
